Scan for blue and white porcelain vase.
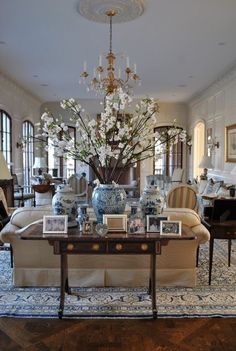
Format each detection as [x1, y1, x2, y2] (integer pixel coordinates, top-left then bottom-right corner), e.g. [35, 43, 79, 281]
[92, 184, 127, 224]
[77, 204, 89, 231]
[52, 184, 77, 227]
[139, 184, 164, 217]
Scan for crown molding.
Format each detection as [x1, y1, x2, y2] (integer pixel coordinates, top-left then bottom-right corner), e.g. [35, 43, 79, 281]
[0, 70, 42, 106]
[188, 60, 236, 108]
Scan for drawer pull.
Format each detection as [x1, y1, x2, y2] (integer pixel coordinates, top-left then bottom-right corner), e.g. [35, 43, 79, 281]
[67, 243, 74, 251]
[115, 243, 123, 251]
[141, 243, 148, 251]
[92, 243, 100, 251]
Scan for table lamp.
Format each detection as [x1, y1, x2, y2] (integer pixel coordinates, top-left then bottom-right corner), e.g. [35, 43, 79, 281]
[199, 155, 214, 180]
[33, 157, 47, 175]
[0, 152, 12, 180]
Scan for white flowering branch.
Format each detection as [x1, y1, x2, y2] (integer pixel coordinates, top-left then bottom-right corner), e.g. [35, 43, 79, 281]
[41, 88, 191, 184]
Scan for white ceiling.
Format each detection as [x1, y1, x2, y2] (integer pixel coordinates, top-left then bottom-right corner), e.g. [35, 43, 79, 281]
[1, 0, 236, 103]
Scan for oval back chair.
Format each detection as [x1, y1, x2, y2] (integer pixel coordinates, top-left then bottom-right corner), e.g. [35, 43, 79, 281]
[166, 184, 198, 212]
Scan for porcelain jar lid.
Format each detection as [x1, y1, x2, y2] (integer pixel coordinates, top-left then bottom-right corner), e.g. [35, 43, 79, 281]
[55, 184, 74, 193]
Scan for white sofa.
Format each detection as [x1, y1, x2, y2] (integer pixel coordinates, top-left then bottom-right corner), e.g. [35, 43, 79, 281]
[0, 206, 210, 288]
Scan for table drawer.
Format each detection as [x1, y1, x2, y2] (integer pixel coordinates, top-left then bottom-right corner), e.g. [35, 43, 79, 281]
[61, 242, 107, 254]
[108, 241, 156, 254]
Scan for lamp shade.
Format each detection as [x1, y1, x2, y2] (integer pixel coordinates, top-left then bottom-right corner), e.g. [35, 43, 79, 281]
[199, 155, 214, 169]
[33, 157, 47, 169]
[0, 152, 12, 179]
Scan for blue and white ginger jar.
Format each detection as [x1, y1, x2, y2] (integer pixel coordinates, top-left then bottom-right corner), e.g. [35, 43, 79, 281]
[52, 184, 77, 226]
[92, 184, 127, 224]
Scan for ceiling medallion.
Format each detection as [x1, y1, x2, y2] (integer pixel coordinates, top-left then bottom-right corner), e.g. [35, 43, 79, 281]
[78, 0, 146, 23]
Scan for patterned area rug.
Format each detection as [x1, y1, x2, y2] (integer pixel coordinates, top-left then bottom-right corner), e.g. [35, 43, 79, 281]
[0, 240, 235, 319]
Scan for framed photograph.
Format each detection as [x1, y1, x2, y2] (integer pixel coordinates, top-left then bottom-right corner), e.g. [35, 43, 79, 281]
[128, 216, 145, 234]
[160, 220, 182, 236]
[226, 124, 236, 162]
[103, 214, 127, 232]
[146, 215, 169, 233]
[43, 215, 68, 234]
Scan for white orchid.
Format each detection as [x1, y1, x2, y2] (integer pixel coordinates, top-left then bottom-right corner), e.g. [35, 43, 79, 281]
[41, 88, 190, 184]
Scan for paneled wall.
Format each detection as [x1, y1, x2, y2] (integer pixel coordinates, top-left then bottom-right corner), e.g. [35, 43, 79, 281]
[188, 65, 236, 184]
[0, 72, 41, 184]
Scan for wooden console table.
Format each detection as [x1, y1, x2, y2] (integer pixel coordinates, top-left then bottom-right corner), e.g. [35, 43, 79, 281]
[20, 223, 195, 319]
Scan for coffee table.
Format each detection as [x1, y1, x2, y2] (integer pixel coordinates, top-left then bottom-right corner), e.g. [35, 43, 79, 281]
[20, 223, 195, 319]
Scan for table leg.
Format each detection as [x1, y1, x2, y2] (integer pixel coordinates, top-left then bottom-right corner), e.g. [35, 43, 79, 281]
[209, 236, 214, 285]
[58, 252, 67, 319]
[151, 253, 157, 319]
[228, 239, 231, 267]
[148, 254, 152, 295]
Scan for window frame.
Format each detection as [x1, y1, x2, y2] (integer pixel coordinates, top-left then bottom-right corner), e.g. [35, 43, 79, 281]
[22, 120, 34, 187]
[154, 126, 184, 177]
[0, 109, 12, 170]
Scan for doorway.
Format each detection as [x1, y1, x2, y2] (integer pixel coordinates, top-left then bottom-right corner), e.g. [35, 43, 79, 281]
[193, 121, 205, 179]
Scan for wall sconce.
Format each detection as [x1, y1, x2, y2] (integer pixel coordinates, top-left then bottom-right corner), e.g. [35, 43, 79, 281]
[16, 141, 24, 149]
[209, 139, 220, 149]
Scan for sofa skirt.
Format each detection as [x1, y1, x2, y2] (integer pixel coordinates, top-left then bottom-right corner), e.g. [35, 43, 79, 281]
[13, 267, 196, 288]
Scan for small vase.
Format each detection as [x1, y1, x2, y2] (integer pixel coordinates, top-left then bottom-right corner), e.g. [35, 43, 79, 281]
[52, 184, 77, 227]
[139, 184, 164, 217]
[77, 204, 89, 231]
[92, 184, 127, 223]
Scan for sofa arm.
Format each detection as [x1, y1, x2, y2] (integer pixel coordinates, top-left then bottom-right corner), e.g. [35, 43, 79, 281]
[191, 224, 210, 245]
[10, 205, 52, 228]
[0, 222, 20, 243]
[163, 208, 210, 244]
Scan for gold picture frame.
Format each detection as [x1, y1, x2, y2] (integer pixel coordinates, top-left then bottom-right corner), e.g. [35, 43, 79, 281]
[226, 124, 236, 162]
[103, 214, 127, 232]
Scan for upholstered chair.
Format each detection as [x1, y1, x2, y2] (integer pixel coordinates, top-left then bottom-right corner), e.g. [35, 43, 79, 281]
[166, 184, 199, 212]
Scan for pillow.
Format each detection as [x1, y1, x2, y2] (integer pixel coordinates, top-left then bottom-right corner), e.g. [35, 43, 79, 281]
[212, 181, 223, 194]
[198, 180, 208, 194]
[0, 200, 11, 229]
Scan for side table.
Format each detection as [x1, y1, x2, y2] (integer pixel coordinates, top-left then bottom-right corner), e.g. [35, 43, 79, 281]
[202, 218, 236, 285]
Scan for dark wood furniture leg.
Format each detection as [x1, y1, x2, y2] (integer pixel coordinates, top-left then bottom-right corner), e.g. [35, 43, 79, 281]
[151, 253, 157, 319]
[148, 254, 152, 295]
[10, 244, 13, 268]
[209, 236, 214, 285]
[196, 246, 199, 267]
[58, 252, 68, 319]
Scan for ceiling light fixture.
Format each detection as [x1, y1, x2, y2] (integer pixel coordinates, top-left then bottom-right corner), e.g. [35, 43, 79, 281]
[80, 10, 140, 95]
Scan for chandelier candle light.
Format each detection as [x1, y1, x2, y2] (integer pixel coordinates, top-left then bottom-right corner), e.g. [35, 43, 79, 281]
[80, 10, 140, 95]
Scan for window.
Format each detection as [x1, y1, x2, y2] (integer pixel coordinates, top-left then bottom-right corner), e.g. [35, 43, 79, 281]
[22, 121, 34, 187]
[0, 110, 12, 168]
[47, 125, 76, 179]
[154, 126, 184, 176]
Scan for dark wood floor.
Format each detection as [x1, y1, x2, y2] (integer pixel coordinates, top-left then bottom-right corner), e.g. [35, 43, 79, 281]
[0, 318, 236, 351]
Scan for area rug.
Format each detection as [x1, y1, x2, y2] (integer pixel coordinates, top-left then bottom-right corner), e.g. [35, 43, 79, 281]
[0, 240, 235, 319]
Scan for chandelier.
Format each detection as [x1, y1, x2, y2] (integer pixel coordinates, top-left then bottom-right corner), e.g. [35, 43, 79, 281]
[80, 10, 140, 95]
